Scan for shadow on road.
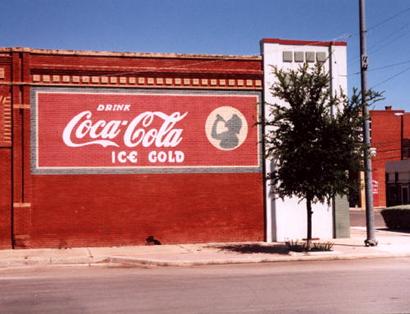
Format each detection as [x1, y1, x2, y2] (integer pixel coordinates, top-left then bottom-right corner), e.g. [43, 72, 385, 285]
[210, 244, 290, 255]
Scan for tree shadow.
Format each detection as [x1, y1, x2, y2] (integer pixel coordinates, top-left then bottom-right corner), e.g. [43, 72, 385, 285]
[209, 243, 290, 255]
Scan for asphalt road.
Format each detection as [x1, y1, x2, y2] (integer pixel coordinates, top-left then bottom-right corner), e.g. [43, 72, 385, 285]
[1, 258, 410, 314]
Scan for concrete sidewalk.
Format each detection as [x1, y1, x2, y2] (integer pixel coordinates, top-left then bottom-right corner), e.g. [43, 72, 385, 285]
[1, 227, 410, 269]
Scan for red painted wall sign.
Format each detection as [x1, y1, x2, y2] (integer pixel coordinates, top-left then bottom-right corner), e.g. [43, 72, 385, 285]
[32, 89, 260, 173]
[372, 180, 379, 194]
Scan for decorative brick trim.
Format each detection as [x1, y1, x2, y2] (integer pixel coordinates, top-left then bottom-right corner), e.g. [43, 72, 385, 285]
[29, 74, 262, 90]
[1, 95, 12, 144]
[3, 47, 261, 61]
[13, 103, 30, 109]
[13, 202, 31, 208]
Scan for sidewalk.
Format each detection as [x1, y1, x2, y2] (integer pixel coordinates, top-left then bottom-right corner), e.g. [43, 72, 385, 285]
[1, 227, 410, 269]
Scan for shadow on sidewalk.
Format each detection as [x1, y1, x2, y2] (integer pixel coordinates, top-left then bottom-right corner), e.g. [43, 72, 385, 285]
[209, 243, 290, 255]
[376, 228, 410, 236]
[333, 243, 364, 248]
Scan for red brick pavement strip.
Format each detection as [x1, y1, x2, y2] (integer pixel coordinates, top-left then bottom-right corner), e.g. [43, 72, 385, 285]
[0, 228, 409, 269]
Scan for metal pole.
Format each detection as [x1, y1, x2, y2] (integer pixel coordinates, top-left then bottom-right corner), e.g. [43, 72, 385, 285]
[359, 0, 377, 246]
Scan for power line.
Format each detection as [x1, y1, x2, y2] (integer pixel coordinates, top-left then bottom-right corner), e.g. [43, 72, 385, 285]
[367, 6, 410, 32]
[371, 64, 410, 89]
[348, 11, 410, 67]
[368, 27, 410, 55]
[370, 59, 410, 72]
[368, 21, 410, 51]
[348, 58, 410, 76]
[346, 6, 410, 40]
[348, 22, 410, 67]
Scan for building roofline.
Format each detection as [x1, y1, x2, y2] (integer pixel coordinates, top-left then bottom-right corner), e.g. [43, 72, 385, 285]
[0, 47, 261, 61]
[261, 38, 347, 47]
[370, 109, 406, 113]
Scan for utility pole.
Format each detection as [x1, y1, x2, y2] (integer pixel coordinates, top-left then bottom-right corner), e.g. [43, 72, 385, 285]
[359, 0, 377, 246]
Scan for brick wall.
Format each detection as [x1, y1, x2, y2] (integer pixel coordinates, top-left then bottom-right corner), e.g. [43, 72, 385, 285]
[1, 48, 264, 248]
[0, 59, 12, 248]
[370, 109, 403, 207]
[29, 173, 263, 247]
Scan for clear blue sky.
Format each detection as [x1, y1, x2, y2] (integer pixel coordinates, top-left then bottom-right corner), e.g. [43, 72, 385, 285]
[1, 0, 410, 110]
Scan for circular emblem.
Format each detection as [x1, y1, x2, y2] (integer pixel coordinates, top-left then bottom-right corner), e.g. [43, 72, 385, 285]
[205, 106, 248, 151]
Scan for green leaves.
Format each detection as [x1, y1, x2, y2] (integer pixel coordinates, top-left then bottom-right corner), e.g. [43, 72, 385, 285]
[266, 63, 381, 204]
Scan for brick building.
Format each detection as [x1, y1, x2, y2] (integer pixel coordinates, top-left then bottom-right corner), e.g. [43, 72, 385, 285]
[0, 39, 351, 249]
[370, 106, 410, 207]
[0, 48, 264, 249]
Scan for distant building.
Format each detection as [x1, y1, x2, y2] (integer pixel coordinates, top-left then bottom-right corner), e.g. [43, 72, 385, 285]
[385, 160, 410, 206]
[358, 106, 410, 208]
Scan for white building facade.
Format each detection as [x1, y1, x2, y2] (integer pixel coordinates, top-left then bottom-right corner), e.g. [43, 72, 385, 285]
[261, 38, 349, 242]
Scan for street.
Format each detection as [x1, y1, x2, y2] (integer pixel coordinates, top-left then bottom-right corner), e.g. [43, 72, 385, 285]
[1, 258, 410, 313]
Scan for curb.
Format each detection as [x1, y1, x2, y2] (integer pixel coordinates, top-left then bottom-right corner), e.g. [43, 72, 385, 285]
[1, 247, 410, 270]
[103, 251, 410, 267]
[0, 256, 104, 269]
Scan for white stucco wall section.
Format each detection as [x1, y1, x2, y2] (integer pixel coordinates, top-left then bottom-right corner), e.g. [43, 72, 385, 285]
[262, 40, 347, 242]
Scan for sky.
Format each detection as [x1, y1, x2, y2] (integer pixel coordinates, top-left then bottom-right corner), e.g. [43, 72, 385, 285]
[1, 0, 410, 110]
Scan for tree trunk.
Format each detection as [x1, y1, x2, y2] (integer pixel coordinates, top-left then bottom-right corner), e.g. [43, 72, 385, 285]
[306, 198, 313, 251]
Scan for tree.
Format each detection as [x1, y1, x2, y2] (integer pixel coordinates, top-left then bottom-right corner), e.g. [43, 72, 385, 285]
[265, 63, 381, 249]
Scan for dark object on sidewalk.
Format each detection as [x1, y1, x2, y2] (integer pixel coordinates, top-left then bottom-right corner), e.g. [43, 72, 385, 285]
[145, 236, 161, 245]
[210, 243, 289, 255]
[381, 206, 410, 230]
[286, 240, 334, 252]
[58, 239, 68, 249]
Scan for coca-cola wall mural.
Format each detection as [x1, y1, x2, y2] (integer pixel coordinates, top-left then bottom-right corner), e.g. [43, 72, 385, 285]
[31, 88, 261, 174]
